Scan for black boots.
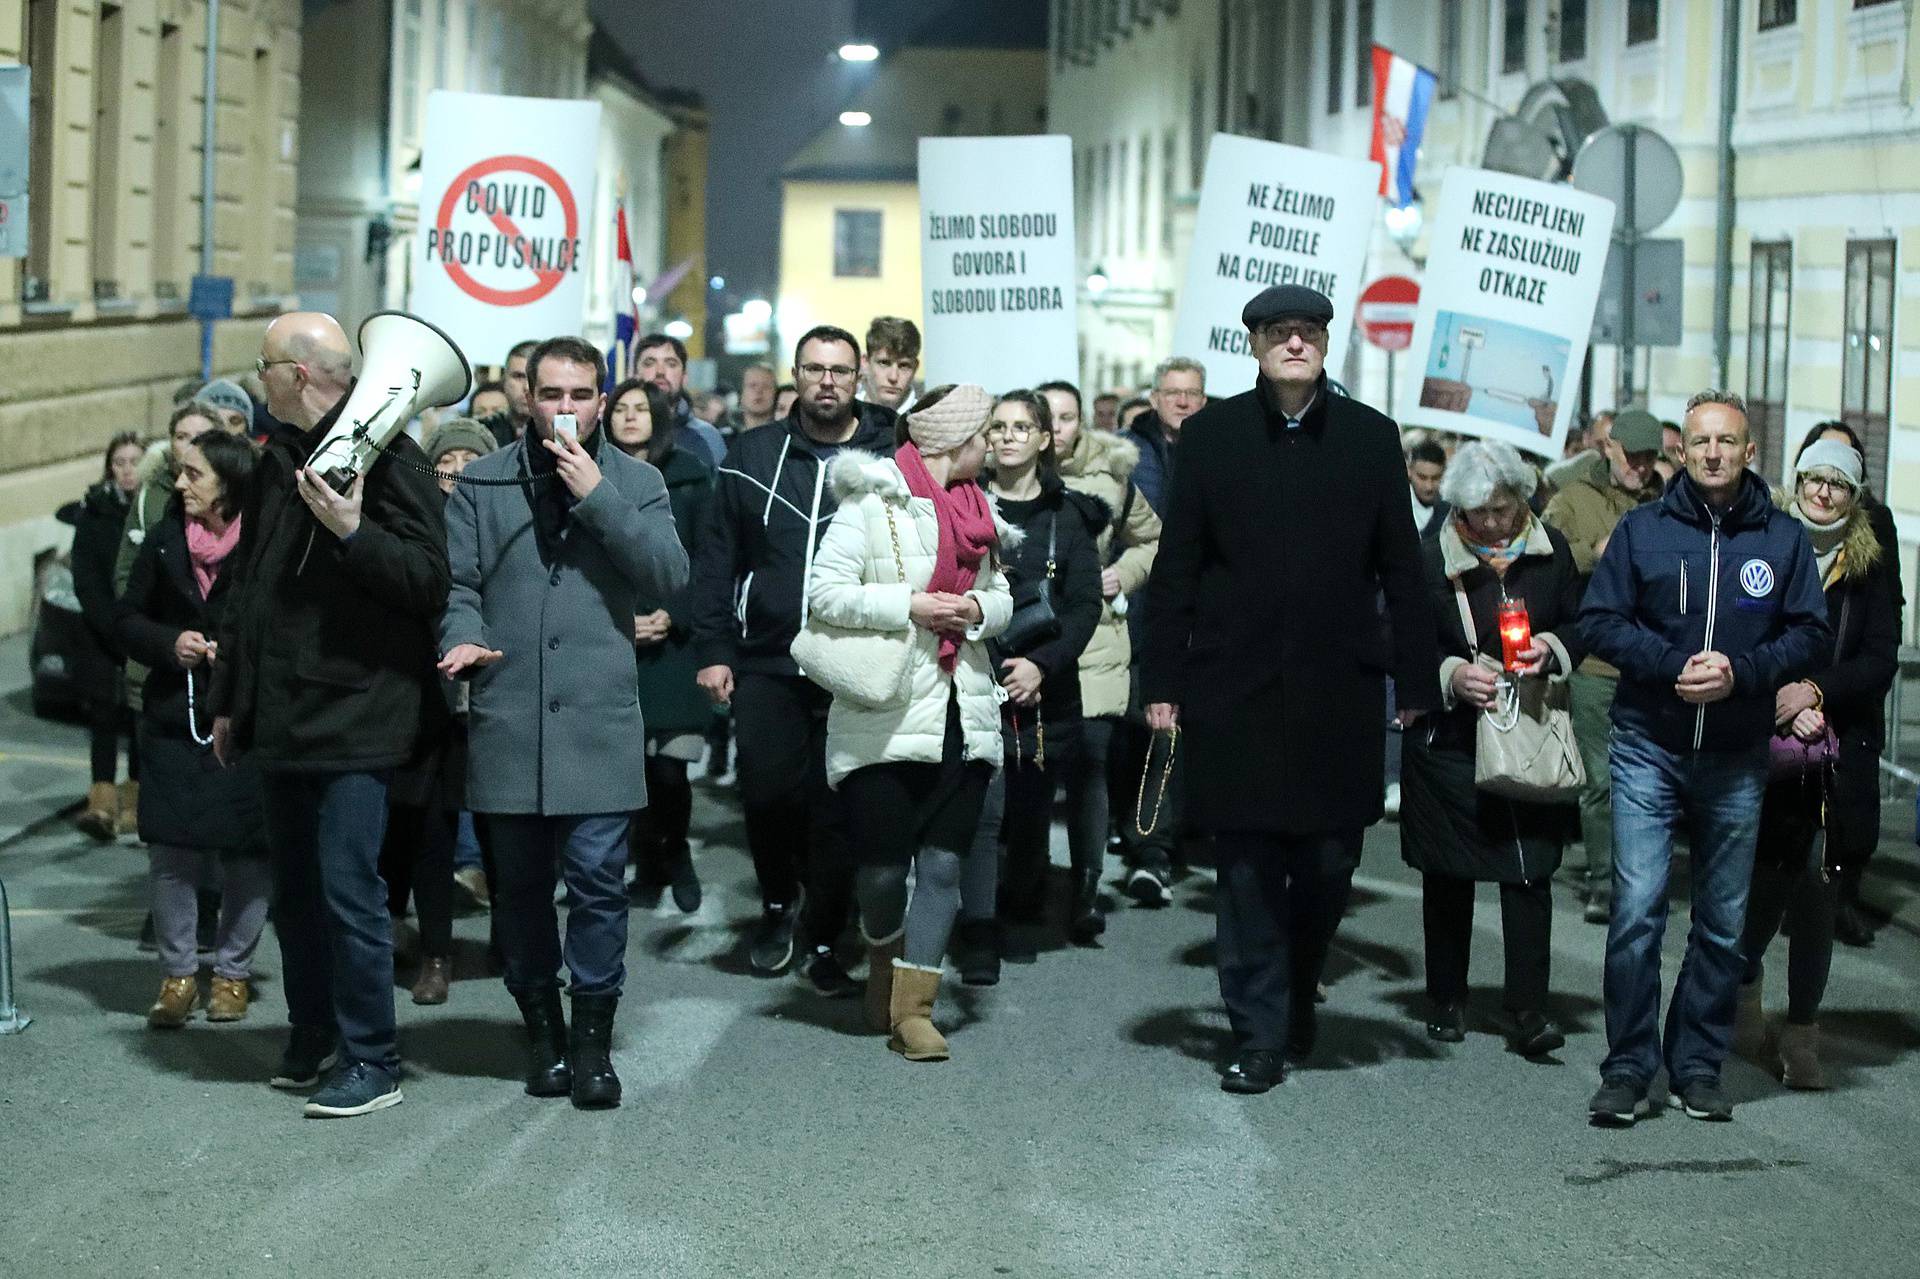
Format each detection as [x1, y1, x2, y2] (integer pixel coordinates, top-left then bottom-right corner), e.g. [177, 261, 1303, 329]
[1067, 867, 1107, 945]
[569, 993, 622, 1109]
[952, 918, 1001, 987]
[513, 987, 572, 1098]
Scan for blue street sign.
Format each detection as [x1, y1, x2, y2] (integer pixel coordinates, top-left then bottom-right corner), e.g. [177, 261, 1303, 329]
[189, 274, 234, 321]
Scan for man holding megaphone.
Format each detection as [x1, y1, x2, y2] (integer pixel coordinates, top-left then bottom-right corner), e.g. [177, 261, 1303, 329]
[209, 311, 454, 1119]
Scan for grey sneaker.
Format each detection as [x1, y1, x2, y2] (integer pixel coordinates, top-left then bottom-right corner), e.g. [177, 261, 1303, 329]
[269, 1026, 339, 1090]
[749, 902, 800, 974]
[1588, 1076, 1650, 1127]
[1672, 1077, 1734, 1122]
[303, 1060, 404, 1119]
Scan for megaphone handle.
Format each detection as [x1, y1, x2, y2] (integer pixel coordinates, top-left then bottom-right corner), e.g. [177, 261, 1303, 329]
[320, 464, 357, 495]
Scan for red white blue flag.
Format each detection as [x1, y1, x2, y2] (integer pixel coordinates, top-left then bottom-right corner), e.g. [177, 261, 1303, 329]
[607, 197, 638, 386]
[1370, 45, 1436, 209]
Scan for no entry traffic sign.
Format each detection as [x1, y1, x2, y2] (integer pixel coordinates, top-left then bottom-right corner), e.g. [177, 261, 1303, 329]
[411, 91, 601, 366]
[1358, 274, 1420, 351]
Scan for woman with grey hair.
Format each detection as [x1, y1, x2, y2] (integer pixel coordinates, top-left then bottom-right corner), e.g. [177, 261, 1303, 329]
[1400, 439, 1588, 1057]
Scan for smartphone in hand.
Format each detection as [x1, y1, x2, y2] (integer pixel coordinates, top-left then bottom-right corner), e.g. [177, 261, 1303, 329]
[553, 413, 578, 443]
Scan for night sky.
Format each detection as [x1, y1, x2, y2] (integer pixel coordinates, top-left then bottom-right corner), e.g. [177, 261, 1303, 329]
[590, 0, 1047, 306]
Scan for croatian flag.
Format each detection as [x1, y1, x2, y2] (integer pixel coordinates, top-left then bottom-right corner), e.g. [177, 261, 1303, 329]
[606, 198, 638, 387]
[1370, 45, 1436, 209]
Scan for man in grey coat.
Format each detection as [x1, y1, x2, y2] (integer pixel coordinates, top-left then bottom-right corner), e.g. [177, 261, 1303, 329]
[438, 335, 689, 1110]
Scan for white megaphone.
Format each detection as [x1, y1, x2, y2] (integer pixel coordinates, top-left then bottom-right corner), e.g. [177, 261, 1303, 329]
[307, 311, 474, 492]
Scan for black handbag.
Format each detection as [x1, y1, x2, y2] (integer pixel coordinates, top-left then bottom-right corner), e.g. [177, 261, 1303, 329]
[999, 513, 1060, 654]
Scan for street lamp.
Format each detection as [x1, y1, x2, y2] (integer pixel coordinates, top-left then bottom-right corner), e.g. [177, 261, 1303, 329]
[839, 110, 872, 127]
[1383, 199, 1423, 250]
[742, 298, 773, 323]
[664, 318, 694, 341]
[1085, 266, 1110, 297]
[838, 42, 879, 61]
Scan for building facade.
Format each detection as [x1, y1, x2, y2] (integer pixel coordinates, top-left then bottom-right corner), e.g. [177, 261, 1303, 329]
[1051, 0, 1920, 613]
[776, 44, 1048, 367]
[0, 0, 301, 630]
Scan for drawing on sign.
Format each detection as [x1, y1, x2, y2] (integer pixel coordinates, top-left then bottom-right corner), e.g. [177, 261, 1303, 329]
[1420, 310, 1567, 436]
[423, 154, 582, 307]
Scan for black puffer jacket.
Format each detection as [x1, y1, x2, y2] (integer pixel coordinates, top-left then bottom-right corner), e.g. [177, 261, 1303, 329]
[690, 402, 898, 677]
[67, 481, 132, 697]
[991, 475, 1107, 722]
[115, 505, 265, 852]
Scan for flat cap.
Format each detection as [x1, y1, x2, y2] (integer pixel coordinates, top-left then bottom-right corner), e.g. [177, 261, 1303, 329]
[1608, 408, 1663, 454]
[1242, 285, 1334, 330]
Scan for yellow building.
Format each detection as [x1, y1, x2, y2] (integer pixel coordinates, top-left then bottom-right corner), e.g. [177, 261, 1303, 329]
[662, 97, 709, 359]
[776, 45, 1047, 362]
[0, 0, 301, 630]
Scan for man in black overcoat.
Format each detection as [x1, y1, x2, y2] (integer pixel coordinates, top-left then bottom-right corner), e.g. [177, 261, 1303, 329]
[1141, 285, 1441, 1094]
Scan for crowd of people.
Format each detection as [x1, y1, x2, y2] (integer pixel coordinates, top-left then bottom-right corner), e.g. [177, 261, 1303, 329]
[55, 282, 1903, 1125]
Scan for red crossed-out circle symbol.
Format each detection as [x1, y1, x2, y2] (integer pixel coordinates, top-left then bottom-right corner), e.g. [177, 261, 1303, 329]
[435, 154, 579, 307]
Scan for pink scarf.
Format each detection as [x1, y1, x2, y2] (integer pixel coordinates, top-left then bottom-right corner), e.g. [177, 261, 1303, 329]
[186, 514, 242, 600]
[895, 442, 997, 671]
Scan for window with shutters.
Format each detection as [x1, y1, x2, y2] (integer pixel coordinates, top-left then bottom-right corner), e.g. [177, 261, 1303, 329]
[1558, 0, 1588, 61]
[1503, 0, 1529, 73]
[1841, 239, 1895, 493]
[1758, 0, 1796, 29]
[1746, 242, 1792, 480]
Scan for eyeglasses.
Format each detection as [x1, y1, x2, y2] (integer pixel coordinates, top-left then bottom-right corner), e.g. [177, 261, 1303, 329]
[255, 356, 298, 375]
[798, 363, 858, 383]
[1255, 321, 1329, 344]
[1800, 475, 1853, 497]
[985, 423, 1035, 442]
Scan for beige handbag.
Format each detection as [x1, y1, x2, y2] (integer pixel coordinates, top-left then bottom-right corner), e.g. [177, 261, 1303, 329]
[791, 503, 914, 710]
[1453, 581, 1585, 804]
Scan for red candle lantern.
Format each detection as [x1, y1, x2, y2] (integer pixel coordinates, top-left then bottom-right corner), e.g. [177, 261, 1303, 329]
[1498, 599, 1532, 672]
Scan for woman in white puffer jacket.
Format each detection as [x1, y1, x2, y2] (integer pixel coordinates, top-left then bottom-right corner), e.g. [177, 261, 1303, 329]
[807, 383, 1013, 1063]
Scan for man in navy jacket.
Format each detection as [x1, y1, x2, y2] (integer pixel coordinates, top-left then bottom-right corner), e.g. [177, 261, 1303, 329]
[1578, 390, 1829, 1126]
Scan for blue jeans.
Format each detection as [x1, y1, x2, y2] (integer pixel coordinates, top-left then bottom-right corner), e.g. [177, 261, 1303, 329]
[484, 813, 631, 996]
[1603, 728, 1767, 1087]
[262, 770, 397, 1071]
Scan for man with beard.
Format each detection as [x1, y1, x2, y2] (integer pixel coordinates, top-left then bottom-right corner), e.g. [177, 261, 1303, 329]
[691, 325, 898, 991]
[1141, 285, 1439, 1095]
[634, 332, 728, 468]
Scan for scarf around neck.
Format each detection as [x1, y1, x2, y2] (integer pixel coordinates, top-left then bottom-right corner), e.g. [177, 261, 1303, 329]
[894, 441, 997, 671]
[1792, 501, 1849, 582]
[186, 513, 242, 600]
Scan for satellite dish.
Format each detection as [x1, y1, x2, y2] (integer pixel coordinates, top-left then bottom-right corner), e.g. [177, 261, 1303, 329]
[1482, 78, 1608, 182]
[1571, 123, 1684, 233]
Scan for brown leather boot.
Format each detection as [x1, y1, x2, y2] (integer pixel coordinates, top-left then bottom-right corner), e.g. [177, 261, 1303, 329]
[77, 782, 118, 841]
[206, 976, 250, 1022]
[1778, 1021, 1828, 1090]
[147, 976, 198, 1028]
[864, 933, 904, 1033]
[887, 961, 950, 1061]
[116, 781, 140, 837]
[411, 957, 451, 1006]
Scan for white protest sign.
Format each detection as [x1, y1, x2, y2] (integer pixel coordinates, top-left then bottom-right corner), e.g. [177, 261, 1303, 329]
[1398, 168, 1616, 458]
[918, 136, 1078, 388]
[412, 91, 602, 367]
[1171, 134, 1381, 391]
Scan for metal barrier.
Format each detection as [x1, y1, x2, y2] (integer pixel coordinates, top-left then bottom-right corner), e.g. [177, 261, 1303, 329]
[1880, 646, 1920, 798]
[0, 875, 29, 1033]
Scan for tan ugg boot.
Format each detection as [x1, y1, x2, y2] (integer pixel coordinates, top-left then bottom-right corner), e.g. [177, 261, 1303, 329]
[1778, 1021, 1828, 1090]
[147, 976, 198, 1028]
[77, 782, 118, 841]
[115, 781, 140, 837]
[864, 933, 904, 1033]
[887, 960, 950, 1062]
[1732, 977, 1767, 1062]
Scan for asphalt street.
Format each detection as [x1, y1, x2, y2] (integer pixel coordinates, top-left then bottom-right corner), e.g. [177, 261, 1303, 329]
[2, 629, 1919, 1277]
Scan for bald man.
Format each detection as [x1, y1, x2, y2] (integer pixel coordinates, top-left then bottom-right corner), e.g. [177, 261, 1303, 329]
[209, 311, 451, 1119]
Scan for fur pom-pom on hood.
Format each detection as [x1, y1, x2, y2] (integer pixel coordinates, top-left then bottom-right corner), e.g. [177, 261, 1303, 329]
[1060, 426, 1139, 484]
[829, 449, 1024, 550]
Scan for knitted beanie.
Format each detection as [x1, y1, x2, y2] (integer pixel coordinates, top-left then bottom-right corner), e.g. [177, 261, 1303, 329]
[424, 417, 498, 465]
[194, 378, 253, 422]
[1794, 438, 1863, 489]
[906, 383, 993, 454]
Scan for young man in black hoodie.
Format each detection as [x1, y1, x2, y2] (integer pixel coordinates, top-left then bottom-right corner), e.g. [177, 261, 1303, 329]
[691, 324, 898, 988]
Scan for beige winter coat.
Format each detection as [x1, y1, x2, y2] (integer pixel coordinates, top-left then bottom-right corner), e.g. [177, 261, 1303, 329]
[1058, 428, 1161, 718]
[808, 451, 1015, 788]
